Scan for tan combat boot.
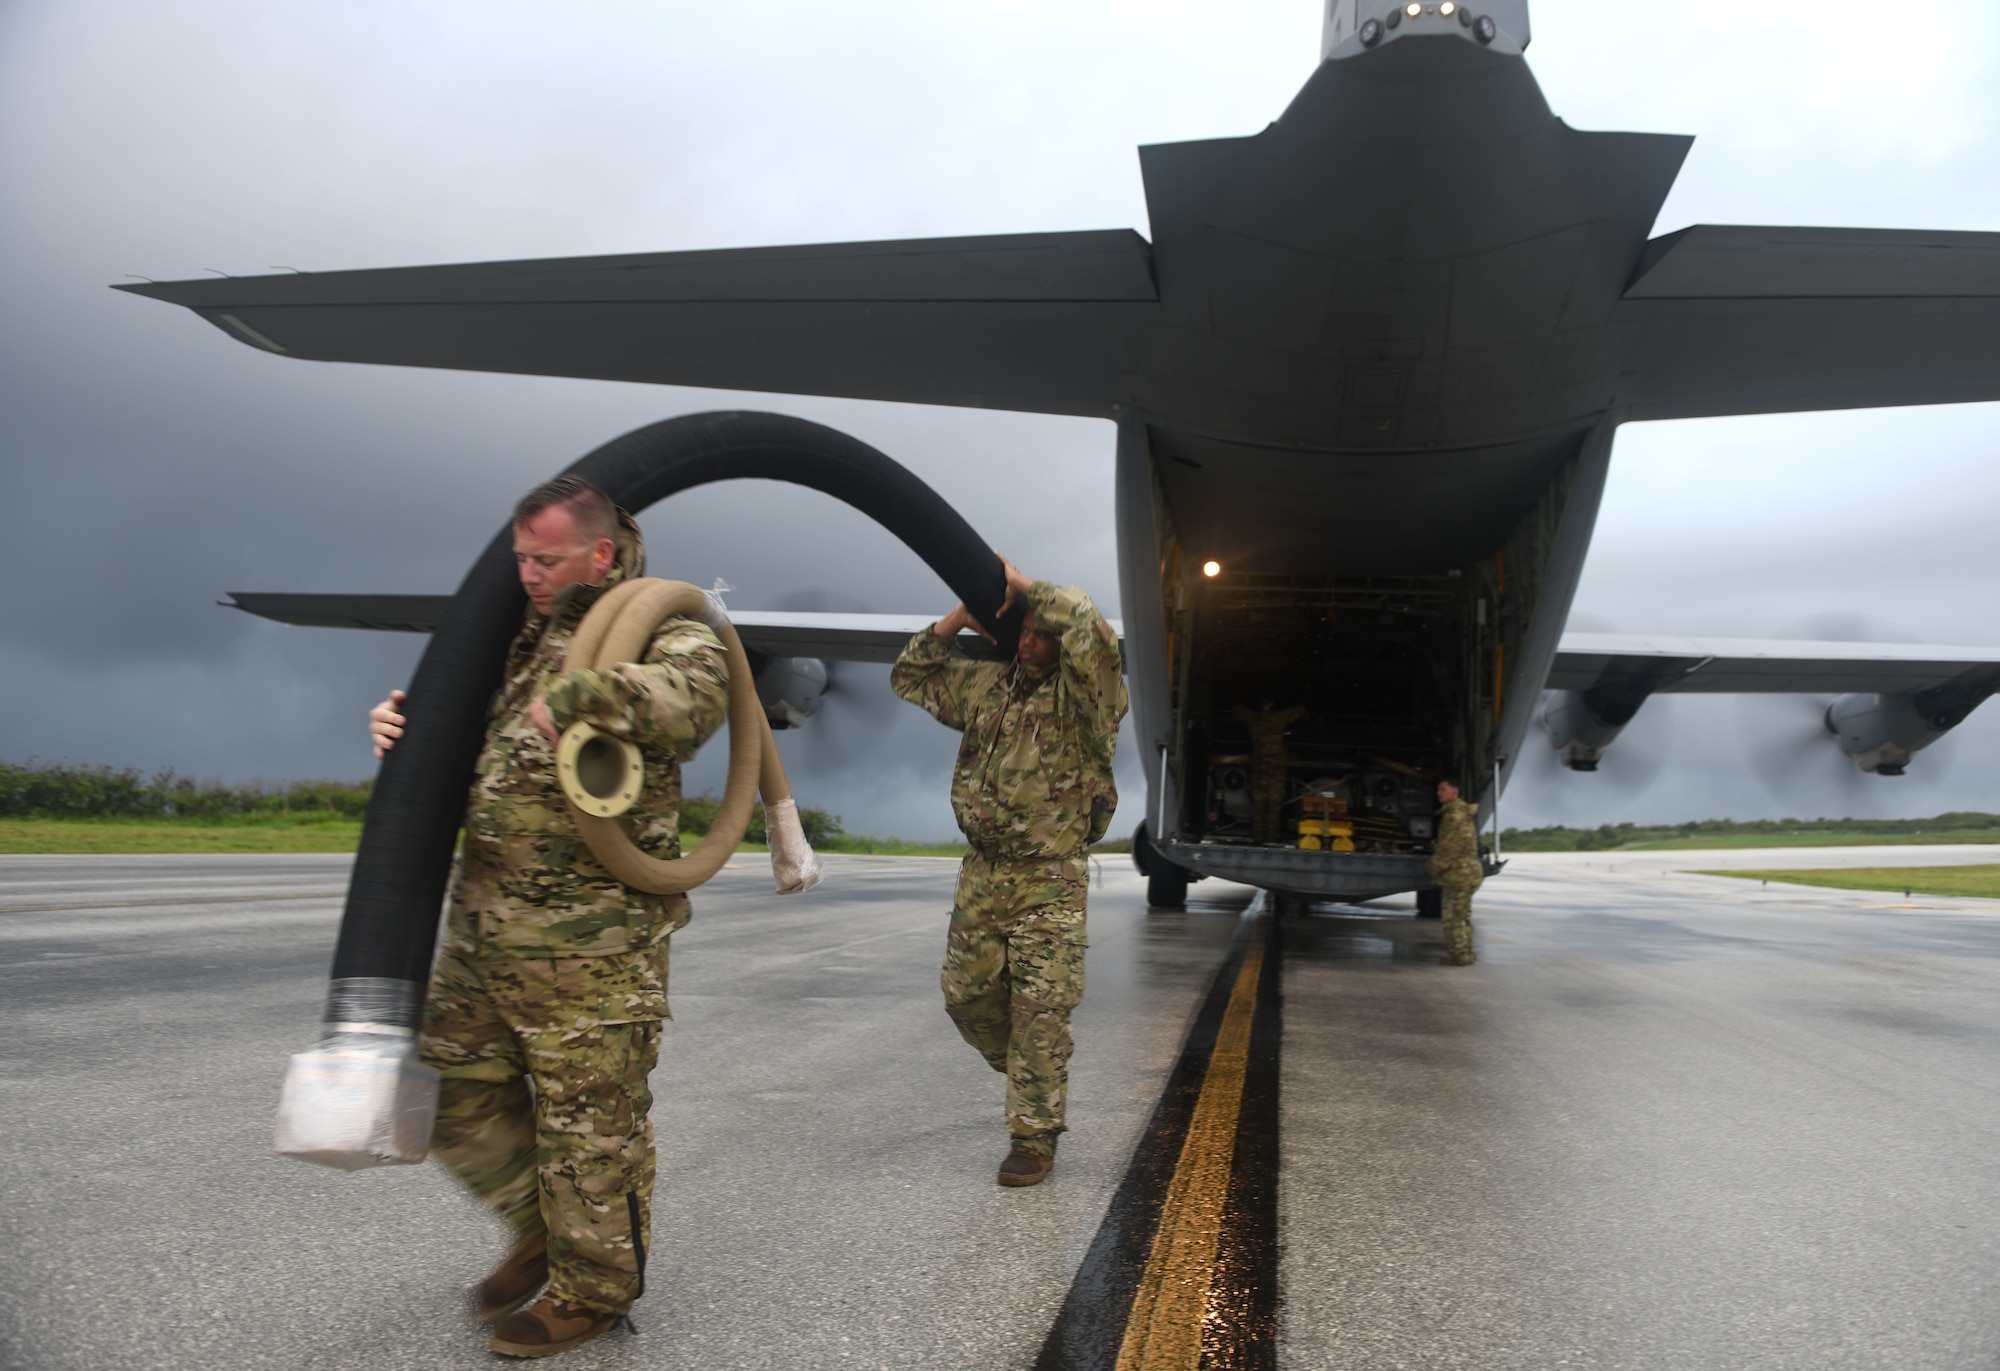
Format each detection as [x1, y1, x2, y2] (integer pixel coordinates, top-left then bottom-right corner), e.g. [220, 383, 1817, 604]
[476, 1233, 548, 1321]
[998, 1138, 1056, 1187]
[488, 1296, 624, 1358]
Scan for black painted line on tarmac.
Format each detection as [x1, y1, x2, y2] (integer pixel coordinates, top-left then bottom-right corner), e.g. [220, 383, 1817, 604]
[1034, 912, 1282, 1371]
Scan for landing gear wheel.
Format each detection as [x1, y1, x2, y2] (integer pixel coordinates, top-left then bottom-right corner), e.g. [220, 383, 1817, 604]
[1131, 822, 1154, 878]
[1148, 867, 1190, 909]
[1416, 888, 1443, 919]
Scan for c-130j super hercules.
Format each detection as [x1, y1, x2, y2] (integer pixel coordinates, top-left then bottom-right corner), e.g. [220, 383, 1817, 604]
[124, 1, 2000, 909]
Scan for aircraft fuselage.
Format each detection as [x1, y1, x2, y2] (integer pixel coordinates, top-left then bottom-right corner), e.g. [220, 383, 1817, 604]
[1119, 31, 1670, 896]
[117, 9, 2000, 900]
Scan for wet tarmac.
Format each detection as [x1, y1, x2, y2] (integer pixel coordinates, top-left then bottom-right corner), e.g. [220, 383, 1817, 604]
[1282, 847, 2000, 1370]
[2, 847, 1997, 1368]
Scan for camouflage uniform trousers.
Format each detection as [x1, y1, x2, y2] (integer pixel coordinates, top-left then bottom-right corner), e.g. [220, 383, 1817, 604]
[418, 940, 665, 1314]
[1251, 753, 1289, 844]
[942, 849, 1089, 1155]
[1440, 883, 1478, 964]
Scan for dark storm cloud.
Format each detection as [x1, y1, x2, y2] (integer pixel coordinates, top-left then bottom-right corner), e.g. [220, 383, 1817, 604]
[2, 1, 1997, 838]
[0, 0, 1136, 833]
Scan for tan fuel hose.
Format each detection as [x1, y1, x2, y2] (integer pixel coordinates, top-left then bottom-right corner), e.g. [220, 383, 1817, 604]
[554, 578, 796, 894]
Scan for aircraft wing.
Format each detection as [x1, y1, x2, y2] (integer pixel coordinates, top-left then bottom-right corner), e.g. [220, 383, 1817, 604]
[1616, 226, 2000, 420]
[726, 610, 1126, 663]
[224, 594, 1124, 664]
[116, 231, 1159, 418]
[229, 597, 1993, 699]
[1547, 633, 2000, 696]
[727, 611, 941, 663]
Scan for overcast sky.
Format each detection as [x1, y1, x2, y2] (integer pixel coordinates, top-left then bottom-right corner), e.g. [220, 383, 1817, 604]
[2, 0, 1997, 840]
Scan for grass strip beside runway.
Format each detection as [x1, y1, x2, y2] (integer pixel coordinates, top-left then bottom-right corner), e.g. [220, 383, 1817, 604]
[0, 817, 973, 857]
[1698, 864, 2000, 900]
[1626, 831, 2000, 851]
[0, 816, 366, 853]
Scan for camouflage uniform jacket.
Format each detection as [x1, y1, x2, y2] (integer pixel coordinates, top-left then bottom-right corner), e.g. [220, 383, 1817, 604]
[1232, 704, 1307, 768]
[891, 581, 1127, 860]
[1426, 797, 1485, 888]
[446, 510, 729, 960]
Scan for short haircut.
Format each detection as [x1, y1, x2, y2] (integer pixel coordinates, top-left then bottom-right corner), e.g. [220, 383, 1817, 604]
[514, 475, 617, 545]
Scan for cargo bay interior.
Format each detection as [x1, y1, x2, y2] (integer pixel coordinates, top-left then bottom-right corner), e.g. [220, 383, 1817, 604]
[1168, 570, 1458, 856]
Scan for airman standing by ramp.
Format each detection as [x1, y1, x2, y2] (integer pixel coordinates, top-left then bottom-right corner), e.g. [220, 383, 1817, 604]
[1426, 778, 1484, 966]
[1232, 700, 1307, 843]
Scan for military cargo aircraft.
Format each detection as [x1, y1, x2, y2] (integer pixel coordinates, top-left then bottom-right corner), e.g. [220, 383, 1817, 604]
[121, 0, 2000, 906]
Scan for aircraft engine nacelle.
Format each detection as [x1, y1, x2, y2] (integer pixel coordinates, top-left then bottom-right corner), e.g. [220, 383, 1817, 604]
[1543, 687, 1645, 772]
[754, 656, 828, 730]
[1824, 692, 1948, 776]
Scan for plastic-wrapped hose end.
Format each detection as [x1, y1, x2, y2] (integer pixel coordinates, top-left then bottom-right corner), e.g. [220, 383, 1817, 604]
[274, 1042, 439, 1171]
[765, 797, 823, 895]
[695, 586, 734, 636]
[274, 975, 440, 1171]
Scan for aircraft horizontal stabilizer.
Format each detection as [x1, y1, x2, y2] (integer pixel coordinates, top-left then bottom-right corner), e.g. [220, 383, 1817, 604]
[1618, 225, 2000, 421]
[1629, 226, 2000, 300]
[119, 232, 1159, 418]
[223, 593, 454, 635]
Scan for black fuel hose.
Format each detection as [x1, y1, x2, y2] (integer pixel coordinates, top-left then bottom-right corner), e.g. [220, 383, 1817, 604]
[324, 411, 1018, 1033]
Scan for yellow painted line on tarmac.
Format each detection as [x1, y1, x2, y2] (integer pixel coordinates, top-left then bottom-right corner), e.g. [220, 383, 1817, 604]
[1114, 918, 1267, 1371]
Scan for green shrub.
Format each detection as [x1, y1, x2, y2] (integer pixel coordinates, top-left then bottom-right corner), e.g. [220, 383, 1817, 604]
[678, 791, 720, 837]
[677, 791, 844, 846]
[0, 760, 371, 820]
